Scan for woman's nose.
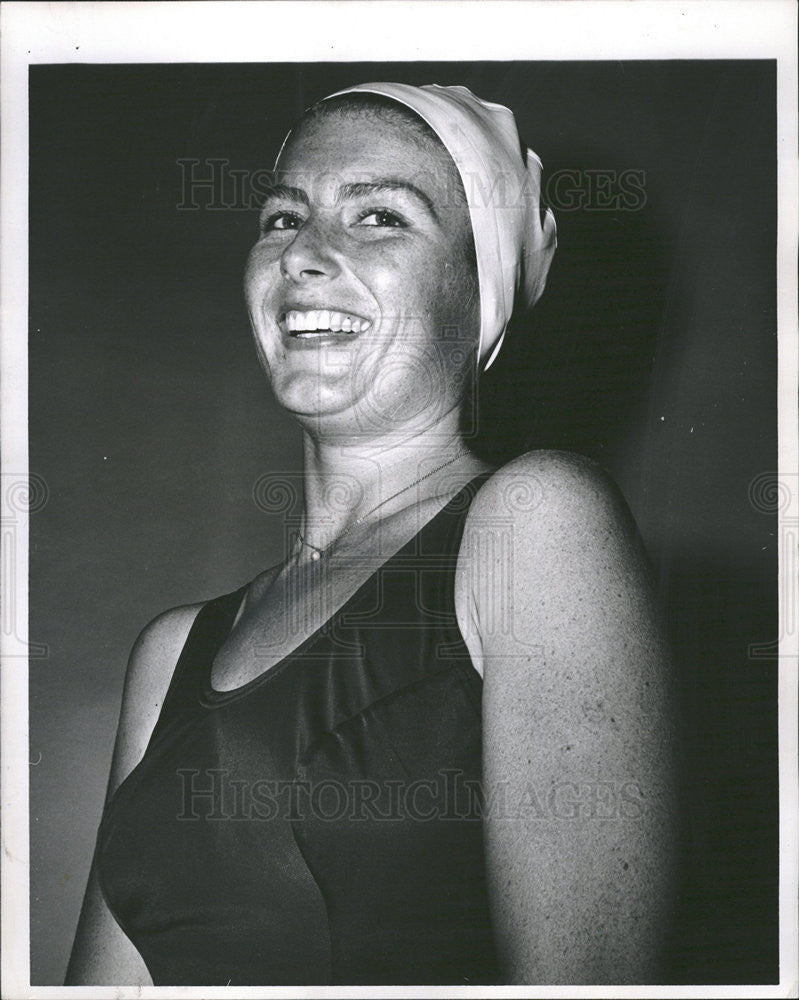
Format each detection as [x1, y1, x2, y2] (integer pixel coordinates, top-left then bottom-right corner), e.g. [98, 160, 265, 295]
[280, 219, 341, 283]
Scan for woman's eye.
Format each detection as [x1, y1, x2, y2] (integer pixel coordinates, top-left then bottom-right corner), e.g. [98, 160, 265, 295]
[357, 209, 405, 228]
[260, 211, 304, 233]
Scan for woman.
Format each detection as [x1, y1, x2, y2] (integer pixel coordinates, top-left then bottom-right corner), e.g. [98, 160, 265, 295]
[67, 82, 677, 986]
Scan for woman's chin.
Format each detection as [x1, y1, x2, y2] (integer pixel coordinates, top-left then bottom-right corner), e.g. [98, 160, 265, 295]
[264, 348, 460, 439]
[268, 374, 362, 431]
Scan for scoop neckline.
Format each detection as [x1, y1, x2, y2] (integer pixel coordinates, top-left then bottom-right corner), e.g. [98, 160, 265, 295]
[199, 471, 490, 707]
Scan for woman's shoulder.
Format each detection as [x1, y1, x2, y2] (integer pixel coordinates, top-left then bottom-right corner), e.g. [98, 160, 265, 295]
[126, 600, 211, 704]
[119, 567, 280, 742]
[466, 449, 632, 538]
[110, 569, 283, 795]
[461, 449, 663, 681]
[107, 601, 206, 796]
[455, 451, 641, 677]
[131, 600, 206, 656]
[124, 568, 278, 696]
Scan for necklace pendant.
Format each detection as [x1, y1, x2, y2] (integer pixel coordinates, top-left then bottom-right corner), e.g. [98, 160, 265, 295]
[310, 549, 322, 562]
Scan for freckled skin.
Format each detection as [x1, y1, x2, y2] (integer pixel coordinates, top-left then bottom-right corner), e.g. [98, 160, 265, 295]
[244, 112, 479, 440]
[456, 451, 679, 984]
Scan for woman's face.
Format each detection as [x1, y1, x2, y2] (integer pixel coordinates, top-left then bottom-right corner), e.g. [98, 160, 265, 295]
[244, 108, 479, 439]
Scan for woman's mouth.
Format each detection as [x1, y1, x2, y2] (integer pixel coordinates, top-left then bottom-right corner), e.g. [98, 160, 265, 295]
[283, 309, 373, 337]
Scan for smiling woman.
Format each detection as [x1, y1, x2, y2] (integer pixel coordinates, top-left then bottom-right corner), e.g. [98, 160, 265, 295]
[245, 92, 482, 438]
[65, 83, 677, 987]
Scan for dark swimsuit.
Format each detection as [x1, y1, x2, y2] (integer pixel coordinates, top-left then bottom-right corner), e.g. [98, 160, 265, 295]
[96, 474, 500, 985]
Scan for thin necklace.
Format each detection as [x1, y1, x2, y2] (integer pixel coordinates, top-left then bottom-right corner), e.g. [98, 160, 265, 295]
[296, 447, 469, 562]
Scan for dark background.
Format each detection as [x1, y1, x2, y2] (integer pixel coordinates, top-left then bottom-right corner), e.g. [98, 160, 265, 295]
[29, 62, 777, 984]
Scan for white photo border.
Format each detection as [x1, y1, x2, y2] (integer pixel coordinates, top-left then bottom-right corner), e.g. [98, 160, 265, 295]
[2, 2, 797, 998]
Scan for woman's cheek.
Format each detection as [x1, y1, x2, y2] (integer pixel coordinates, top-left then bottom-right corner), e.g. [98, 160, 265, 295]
[244, 250, 282, 313]
[366, 250, 442, 321]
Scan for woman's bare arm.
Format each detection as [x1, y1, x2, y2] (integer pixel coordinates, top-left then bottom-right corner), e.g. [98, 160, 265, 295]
[65, 603, 202, 985]
[468, 451, 678, 984]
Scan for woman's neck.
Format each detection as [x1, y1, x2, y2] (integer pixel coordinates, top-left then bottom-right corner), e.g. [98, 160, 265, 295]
[298, 425, 485, 551]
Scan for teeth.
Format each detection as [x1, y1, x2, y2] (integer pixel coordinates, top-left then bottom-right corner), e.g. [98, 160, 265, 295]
[284, 309, 370, 335]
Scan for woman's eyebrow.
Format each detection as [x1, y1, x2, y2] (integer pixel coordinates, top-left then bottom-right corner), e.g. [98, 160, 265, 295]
[260, 183, 309, 208]
[337, 179, 438, 220]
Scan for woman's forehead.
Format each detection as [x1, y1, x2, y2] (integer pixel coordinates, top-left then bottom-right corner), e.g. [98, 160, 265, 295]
[276, 110, 465, 210]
